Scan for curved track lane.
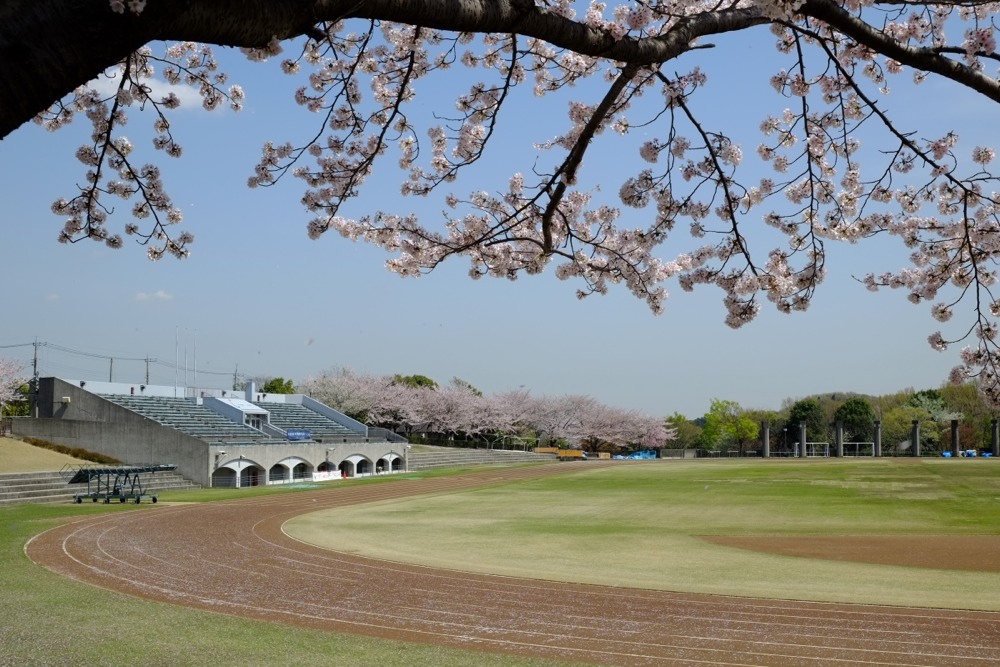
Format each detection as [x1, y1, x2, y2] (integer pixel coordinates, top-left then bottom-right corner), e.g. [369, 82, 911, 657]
[26, 463, 1000, 666]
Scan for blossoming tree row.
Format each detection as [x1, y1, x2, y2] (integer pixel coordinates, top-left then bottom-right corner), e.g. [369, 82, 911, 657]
[301, 368, 673, 449]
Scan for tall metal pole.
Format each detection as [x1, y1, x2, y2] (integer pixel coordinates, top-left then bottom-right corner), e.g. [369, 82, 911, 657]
[31, 339, 39, 417]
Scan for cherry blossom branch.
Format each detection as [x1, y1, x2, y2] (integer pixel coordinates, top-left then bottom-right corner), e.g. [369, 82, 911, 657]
[801, 0, 1000, 102]
[540, 63, 640, 252]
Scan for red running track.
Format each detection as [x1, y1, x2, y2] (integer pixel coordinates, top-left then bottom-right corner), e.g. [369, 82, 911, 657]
[26, 463, 1000, 666]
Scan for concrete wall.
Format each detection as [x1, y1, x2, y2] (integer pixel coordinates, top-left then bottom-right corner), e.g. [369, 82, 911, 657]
[15, 378, 213, 484]
[13, 416, 211, 482]
[211, 441, 405, 473]
[51, 378, 192, 399]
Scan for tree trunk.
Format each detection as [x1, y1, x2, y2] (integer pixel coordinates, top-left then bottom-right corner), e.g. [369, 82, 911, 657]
[0, 0, 327, 138]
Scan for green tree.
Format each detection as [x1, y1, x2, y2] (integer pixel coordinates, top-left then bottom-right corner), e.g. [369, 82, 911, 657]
[0, 383, 30, 418]
[833, 396, 876, 442]
[909, 390, 960, 422]
[261, 377, 295, 394]
[698, 399, 760, 454]
[450, 377, 483, 397]
[664, 413, 702, 450]
[871, 390, 915, 423]
[939, 381, 997, 450]
[745, 409, 779, 433]
[786, 398, 828, 444]
[882, 405, 939, 455]
[392, 374, 438, 390]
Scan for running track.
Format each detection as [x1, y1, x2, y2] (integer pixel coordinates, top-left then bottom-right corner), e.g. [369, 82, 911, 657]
[26, 463, 1000, 666]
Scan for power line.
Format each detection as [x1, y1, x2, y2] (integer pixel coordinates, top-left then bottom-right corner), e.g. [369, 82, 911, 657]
[0, 340, 246, 381]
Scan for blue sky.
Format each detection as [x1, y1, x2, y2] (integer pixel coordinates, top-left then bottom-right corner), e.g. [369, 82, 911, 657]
[0, 23, 988, 418]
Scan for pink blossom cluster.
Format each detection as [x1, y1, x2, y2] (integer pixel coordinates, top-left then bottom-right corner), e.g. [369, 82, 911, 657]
[300, 368, 673, 448]
[39, 38, 245, 258]
[0, 357, 27, 409]
[109, 0, 145, 15]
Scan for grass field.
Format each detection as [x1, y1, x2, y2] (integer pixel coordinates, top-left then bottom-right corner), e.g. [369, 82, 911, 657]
[287, 458, 1000, 609]
[4, 457, 999, 665]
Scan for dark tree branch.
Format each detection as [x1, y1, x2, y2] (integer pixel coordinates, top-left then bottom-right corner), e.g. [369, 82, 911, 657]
[1, 0, 768, 138]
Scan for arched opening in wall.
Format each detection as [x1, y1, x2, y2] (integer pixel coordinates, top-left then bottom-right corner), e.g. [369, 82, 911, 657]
[356, 459, 371, 476]
[267, 463, 288, 484]
[375, 459, 387, 474]
[339, 460, 355, 478]
[269, 464, 287, 483]
[292, 462, 310, 481]
[241, 465, 261, 488]
[212, 468, 236, 489]
[317, 461, 335, 473]
[391, 457, 402, 472]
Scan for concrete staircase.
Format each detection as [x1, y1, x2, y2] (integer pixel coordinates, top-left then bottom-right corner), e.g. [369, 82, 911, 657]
[408, 447, 557, 471]
[0, 469, 201, 506]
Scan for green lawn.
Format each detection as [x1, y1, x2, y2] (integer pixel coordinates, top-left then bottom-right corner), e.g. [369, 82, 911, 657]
[288, 458, 1000, 609]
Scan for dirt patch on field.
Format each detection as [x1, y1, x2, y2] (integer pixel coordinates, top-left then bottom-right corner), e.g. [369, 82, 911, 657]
[702, 534, 1000, 572]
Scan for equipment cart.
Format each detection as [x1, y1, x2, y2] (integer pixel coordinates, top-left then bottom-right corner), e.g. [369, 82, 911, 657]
[67, 464, 177, 504]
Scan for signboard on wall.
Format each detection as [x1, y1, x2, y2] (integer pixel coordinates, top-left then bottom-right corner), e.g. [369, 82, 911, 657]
[287, 429, 311, 441]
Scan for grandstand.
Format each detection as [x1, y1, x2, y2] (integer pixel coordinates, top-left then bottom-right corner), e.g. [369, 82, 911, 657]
[10, 377, 408, 489]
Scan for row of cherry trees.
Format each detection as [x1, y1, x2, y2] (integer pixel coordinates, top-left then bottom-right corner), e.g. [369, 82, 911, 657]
[300, 368, 673, 450]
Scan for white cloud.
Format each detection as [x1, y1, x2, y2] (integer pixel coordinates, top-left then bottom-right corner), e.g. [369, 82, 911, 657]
[88, 72, 215, 111]
[135, 290, 173, 301]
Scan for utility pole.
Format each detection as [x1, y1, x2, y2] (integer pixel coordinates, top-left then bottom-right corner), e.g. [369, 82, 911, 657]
[31, 339, 39, 418]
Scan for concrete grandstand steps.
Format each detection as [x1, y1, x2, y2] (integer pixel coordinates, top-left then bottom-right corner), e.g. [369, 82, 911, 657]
[101, 394, 264, 441]
[256, 402, 356, 438]
[0, 470, 200, 506]
[408, 447, 557, 470]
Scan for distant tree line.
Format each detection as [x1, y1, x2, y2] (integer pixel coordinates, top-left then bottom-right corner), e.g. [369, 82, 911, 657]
[667, 383, 998, 455]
